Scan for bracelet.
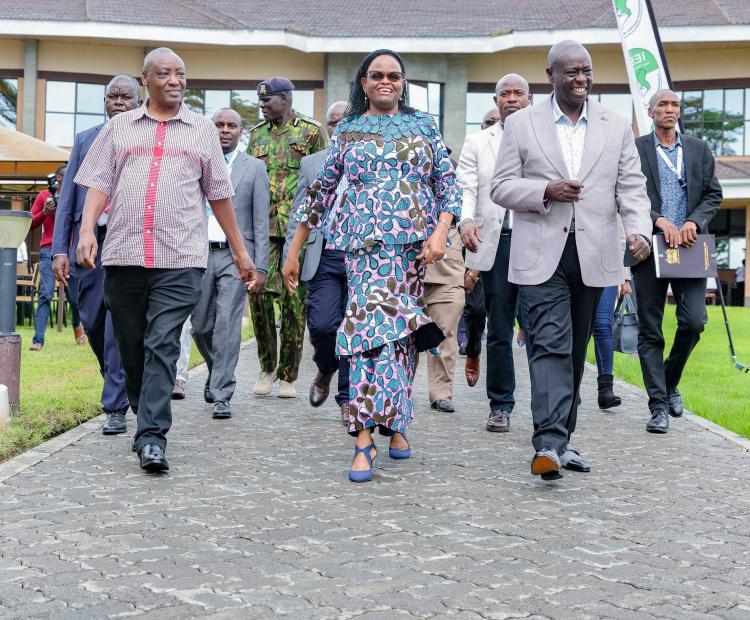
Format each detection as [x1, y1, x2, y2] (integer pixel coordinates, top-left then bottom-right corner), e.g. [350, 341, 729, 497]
[437, 220, 451, 234]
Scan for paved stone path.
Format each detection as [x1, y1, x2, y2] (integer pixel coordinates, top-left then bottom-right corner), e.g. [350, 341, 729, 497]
[1, 340, 750, 619]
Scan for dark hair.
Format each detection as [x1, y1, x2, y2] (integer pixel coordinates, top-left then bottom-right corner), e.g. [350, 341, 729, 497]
[346, 49, 416, 118]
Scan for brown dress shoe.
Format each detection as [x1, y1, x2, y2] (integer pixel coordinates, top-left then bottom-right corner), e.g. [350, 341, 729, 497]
[465, 357, 480, 387]
[340, 402, 350, 427]
[486, 410, 510, 432]
[309, 371, 334, 407]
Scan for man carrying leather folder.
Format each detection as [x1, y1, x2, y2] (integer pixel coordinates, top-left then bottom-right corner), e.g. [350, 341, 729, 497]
[633, 89, 723, 434]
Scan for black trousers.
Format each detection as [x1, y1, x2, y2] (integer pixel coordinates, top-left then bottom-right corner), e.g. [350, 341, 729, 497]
[519, 235, 602, 454]
[631, 252, 706, 411]
[463, 278, 485, 358]
[103, 266, 203, 452]
[481, 232, 519, 412]
[306, 249, 350, 406]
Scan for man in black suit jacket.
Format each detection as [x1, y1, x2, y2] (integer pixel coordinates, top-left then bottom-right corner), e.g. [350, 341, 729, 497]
[634, 89, 722, 434]
[52, 74, 142, 435]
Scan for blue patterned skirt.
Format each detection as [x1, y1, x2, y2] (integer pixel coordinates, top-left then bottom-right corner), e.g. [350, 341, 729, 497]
[338, 243, 444, 435]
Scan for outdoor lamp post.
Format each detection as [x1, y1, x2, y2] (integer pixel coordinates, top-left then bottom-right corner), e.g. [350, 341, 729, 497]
[0, 210, 32, 414]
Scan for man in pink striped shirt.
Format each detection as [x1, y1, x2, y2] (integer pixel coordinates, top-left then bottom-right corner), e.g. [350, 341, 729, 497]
[75, 47, 256, 473]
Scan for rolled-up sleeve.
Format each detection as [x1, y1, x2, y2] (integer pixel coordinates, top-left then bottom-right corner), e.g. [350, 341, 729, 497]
[74, 121, 117, 197]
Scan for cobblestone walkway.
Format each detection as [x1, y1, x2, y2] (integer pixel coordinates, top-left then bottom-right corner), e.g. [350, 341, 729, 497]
[1, 341, 750, 619]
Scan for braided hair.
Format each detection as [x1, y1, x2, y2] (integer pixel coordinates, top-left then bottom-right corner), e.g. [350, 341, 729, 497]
[345, 49, 416, 118]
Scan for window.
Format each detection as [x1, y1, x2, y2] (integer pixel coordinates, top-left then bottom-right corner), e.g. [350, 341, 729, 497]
[0, 78, 17, 128]
[676, 89, 746, 156]
[465, 92, 494, 136]
[45, 81, 106, 147]
[465, 91, 634, 137]
[184, 88, 316, 149]
[409, 81, 442, 130]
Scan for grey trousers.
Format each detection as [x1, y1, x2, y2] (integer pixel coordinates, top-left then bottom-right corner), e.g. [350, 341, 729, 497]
[191, 248, 247, 402]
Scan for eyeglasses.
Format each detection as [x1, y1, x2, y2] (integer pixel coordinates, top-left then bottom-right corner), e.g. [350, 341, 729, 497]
[367, 71, 404, 83]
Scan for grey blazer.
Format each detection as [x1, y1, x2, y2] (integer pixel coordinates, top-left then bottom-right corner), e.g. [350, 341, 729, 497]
[490, 98, 652, 287]
[231, 151, 271, 273]
[284, 149, 328, 282]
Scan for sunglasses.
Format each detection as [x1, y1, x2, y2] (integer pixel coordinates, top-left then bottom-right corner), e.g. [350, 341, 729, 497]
[367, 71, 404, 83]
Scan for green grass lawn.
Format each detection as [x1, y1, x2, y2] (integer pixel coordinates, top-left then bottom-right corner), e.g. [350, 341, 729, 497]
[1, 320, 253, 462]
[588, 305, 750, 438]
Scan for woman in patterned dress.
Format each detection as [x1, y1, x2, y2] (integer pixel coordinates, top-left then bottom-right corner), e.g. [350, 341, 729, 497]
[284, 49, 462, 482]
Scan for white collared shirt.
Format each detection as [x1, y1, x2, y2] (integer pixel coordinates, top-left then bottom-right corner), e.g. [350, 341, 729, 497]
[552, 96, 588, 180]
[206, 148, 239, 243]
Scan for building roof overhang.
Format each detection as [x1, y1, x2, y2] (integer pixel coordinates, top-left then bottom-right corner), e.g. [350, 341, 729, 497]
[1, 21, 749, 54]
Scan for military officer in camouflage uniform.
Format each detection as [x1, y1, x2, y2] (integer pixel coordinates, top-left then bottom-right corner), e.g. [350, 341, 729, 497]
[247, 77, 328, 398]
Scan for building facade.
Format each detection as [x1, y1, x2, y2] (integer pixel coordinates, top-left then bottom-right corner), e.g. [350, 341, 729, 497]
[1, 0, 748, 303]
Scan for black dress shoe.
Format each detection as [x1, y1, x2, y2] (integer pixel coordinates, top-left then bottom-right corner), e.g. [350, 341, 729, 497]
[531, 449, 562, 478]
[486, 410, 510, 433]
[431, 399, 455, 412]
[309, 371, 335, 407]
[138, 444, 169, 472]
[204, 380, 214, 404]
[212, 401, 231, 419]
[561, 445, 590, 472]
[102, 411, 127, 435]
[646, 408, 669, 433]
[667, 389, 684, 417]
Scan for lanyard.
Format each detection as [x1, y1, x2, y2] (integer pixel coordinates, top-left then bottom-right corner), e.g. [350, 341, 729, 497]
[656, 143, 684, 185]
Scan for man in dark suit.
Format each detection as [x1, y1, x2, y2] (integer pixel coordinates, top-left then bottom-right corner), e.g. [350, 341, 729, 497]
[282, 101, 348, 423]
[52, 74, 142, 435]
[634, 89, 722, 434]
[191, 108, 270, 419]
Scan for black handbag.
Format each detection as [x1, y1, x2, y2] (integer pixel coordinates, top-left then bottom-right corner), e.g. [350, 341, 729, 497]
[613, 293, 639, 354]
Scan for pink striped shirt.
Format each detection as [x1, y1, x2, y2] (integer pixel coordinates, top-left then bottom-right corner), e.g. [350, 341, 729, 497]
[75, 102, 233, 269]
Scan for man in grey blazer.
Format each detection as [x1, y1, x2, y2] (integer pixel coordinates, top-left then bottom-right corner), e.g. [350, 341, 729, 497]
[457, 73, 530, 434]
[191, 108, 270, 419]
[283, 101, 348, 423]
[491, 41, 652, 480]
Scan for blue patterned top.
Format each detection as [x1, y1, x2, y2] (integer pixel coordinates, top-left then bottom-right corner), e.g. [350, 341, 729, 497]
[300, 110, 462, 250]
[655, 133, 688, 227]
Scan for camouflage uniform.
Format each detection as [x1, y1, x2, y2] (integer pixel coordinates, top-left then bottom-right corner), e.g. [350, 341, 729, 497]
[247, 111, 328, 382]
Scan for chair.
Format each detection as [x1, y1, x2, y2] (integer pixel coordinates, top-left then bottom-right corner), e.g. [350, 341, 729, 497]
[15, 262, 38, 327]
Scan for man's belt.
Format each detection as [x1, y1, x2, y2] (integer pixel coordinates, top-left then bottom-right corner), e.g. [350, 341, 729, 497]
[209, 241, 229, 250]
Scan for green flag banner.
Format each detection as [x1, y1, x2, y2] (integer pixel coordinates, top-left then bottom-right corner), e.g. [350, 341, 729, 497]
[612, 0, 671, 136]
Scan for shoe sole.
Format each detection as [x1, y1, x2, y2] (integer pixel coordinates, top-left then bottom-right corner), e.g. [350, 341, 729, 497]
[598, 399, 622, 410]
[102, 427, 127, 435]
[278, 393, 297, 398]
[668, 410, 683, 418]
[140, 461, 169, 472]
[531, 454, 560, 476]
[254, 388, 273, 395]
[562, 463, 590, 473]
[646, 427, 669, 434]
[541, 471, 564, 481]
[212, 412, 232, 419]
[486, 425, 509, 433]
[170, 394, 185, 400]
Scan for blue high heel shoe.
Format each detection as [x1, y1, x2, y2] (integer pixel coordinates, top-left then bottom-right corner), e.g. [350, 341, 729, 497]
[349, 442, 376, 482]
[388, 434, 412, 460]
